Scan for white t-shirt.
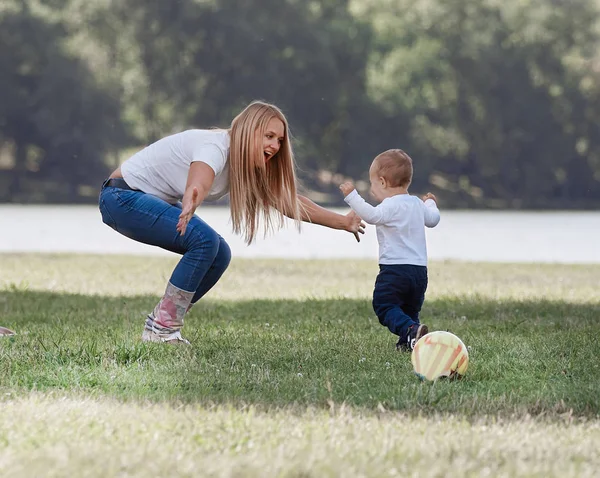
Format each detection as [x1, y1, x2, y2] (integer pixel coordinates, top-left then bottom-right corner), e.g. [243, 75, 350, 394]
[121, 129, 230, 204]
[344, 190, 440, 266]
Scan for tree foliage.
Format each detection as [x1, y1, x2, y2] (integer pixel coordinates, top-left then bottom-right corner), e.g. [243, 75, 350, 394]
[1, 0, 599, 207]
[354, 0, 600, 206]
[0, 0, 128, 202]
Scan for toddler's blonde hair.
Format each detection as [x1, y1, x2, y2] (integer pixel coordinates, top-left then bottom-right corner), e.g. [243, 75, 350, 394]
[374, 149, 413, 188]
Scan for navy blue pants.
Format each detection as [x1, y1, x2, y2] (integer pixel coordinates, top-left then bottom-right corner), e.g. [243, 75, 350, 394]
[372, 264, 428, 339]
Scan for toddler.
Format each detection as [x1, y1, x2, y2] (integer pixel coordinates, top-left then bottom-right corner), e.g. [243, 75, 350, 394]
[340, 149, 440, 350]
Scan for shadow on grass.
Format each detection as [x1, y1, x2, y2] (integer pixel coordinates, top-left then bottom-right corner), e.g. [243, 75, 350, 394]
[1, 290, 599, 418]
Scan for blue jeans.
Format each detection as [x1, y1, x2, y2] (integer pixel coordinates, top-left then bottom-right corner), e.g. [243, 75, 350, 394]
[98, 184, 231, 303]
[372, 264, 428, 339]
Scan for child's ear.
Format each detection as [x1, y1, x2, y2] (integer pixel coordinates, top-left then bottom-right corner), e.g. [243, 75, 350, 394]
[380, 177, 387, 188]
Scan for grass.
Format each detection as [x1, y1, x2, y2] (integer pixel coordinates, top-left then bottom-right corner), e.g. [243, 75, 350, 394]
[1, 254, 599, 476]
[1, 394, 599, 478]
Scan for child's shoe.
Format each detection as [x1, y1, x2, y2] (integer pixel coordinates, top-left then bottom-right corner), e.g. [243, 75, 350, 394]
[396, 324, 429, 351]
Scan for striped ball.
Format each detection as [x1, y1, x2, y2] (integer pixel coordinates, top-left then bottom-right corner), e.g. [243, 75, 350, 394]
[411, 331, 469, 381]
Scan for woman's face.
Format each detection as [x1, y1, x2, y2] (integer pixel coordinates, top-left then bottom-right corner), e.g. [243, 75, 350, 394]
[262, 117, 285, 162]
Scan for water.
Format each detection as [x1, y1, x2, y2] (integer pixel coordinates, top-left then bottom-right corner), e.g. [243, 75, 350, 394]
[1, 205, 599, 263]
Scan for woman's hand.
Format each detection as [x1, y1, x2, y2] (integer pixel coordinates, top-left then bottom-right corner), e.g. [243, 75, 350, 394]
[346, 210, 366, 242]
[176, 162, 215, 235]
[177, 187, 199, 235]
[296, 195, 366, 242]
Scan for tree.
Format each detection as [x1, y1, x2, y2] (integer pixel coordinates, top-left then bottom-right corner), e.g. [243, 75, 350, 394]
[104, 0, 377, 178]
[0, 1, 129, 202]
[353, 0, 600, 207]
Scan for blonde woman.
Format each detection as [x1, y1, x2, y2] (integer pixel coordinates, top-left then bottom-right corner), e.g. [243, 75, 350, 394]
[99, 101, 365, 344]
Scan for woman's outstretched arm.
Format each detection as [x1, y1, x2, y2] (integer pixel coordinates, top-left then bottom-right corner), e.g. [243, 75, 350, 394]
[297, 195, 366, 242]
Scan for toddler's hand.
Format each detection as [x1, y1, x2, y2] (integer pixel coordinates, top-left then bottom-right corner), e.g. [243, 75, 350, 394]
[422, 192, 437, 203]
[339, 182, 356, 197]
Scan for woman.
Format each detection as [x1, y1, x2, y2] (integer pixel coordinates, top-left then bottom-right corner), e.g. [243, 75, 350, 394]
[99, 101, 365, 344]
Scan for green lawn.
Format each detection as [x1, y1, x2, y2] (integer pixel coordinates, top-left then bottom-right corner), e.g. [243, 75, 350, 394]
[1, 254, 599, 477]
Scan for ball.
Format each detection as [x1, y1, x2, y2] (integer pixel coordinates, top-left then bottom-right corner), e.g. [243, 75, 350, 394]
[411, 330, 469, 381]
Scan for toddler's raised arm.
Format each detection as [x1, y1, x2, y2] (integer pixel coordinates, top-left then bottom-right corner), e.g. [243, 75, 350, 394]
[343, 189, 389, 225]
[423, 199, 440, 227]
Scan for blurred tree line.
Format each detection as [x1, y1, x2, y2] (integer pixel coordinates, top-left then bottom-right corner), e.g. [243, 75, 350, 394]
[1, 0, 599, 208]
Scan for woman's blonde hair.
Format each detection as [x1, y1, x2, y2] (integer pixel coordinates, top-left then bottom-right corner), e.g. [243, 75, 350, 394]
[228, 101, 302, 244]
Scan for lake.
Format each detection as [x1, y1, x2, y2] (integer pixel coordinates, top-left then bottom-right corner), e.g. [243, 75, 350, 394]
[1, 205, 598, 264]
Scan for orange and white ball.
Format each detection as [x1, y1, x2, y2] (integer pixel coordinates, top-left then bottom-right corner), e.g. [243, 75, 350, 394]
[411, 331, 469, 381]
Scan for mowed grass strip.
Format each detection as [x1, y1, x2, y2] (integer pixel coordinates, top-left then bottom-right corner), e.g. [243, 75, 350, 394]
[1, 254, 598, 417]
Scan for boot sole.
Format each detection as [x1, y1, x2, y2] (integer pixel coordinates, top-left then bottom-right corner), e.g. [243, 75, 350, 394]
[0, 326, 15, 336]
[141, 329, 190, 345]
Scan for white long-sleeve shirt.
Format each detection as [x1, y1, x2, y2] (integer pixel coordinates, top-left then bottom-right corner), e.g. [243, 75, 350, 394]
[344, 189, 440, 266]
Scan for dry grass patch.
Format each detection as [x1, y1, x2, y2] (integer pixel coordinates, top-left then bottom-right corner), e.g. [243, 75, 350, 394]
[0, 394, 599, 478]
[2, 254, 598, 302]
